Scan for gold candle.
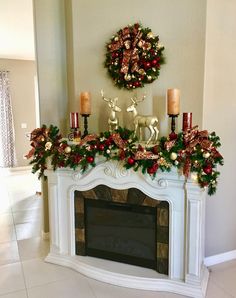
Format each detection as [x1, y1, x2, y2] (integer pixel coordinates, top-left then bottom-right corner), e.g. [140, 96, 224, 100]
[80, 92, 91, 115]
[167, 88, 180, 115]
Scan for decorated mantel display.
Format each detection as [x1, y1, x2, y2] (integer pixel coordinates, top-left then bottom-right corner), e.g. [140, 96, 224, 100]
[101, 89, 121, 132]
[127, 94, 159, 145]
[26, 117, 223, 196]
[104, 23, 165, 90]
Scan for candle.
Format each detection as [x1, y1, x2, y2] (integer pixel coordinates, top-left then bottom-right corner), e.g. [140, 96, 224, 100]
[167, 88, 180, 115]
[70, 112, 79, 129]
[182, 112, 192, 131]
[80, 92, 91, 115]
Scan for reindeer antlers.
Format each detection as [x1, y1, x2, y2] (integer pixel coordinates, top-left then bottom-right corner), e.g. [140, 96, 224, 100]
[130, 94, 146, 104]
[101, 89, 110, 102]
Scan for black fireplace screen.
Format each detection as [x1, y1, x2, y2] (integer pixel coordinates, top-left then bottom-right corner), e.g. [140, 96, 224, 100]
[85, 199, 157, 269]
[74, 186, 169, 275]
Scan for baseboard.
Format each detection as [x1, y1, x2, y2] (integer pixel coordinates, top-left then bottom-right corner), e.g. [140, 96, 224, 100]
[9, 165, 31, 172]
[204, 249, 236, 267]
[41, 231, 50, 240]
[0, 166, 31, 176]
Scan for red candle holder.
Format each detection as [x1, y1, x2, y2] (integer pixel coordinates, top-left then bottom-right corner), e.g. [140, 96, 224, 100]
[182, 112, 192, 131]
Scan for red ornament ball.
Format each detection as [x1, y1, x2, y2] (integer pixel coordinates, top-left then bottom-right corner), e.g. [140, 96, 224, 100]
[147, 167, 155, 174]
[144, 61, 151, 69]
[86, 156, 94, 163]
[151, 59, 158, 66]
[203, 164, 212, 175]
[133, 81, 140, 87]
[127, 157, 135, 165]
[98, 144, 105, 151]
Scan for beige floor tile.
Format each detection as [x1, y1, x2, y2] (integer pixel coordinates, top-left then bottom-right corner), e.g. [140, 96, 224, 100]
[11, 195, 42, 212]
[88, 278, 171, 298]
[209, 259, 236, 272]
[0, 262, 25, 296]
[0, 241, 20, 265]
[27, 276, 96, 298]
[13, 209, 42, 224]
[22, 258, 80, 288]
[206, 277, 233, 297]
[15, 221, 42, 240]
[164, 293, 188, 298]
[0, 213, 14, 226]
[0, 225, 16, 243]
[18, 237, 49, 261]
[0, 192, 11, 214]
[210, 264, 236, 297]
[0, 290, 28, 298]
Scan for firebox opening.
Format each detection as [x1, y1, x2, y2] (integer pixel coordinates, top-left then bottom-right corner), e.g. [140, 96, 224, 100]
[74, 186, 169, 275]
[85, 199, 157, 269]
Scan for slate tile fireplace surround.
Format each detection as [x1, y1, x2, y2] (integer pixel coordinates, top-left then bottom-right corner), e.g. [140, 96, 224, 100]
[45, 160, 209, 297]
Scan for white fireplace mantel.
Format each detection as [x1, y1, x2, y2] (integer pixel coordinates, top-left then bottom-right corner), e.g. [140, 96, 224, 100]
[45, 160, 209, 298]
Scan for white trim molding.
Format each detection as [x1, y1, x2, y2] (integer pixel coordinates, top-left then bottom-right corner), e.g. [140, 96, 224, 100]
[204, 250, 236, 267]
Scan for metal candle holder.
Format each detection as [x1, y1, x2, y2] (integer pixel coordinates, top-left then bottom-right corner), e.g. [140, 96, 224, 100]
[81, 114, 89, 138]
[168, 114, 179, 139]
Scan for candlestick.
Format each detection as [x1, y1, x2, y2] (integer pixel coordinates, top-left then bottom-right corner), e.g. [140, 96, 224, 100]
[80, 92, 91, 115]
[81, 114, 89, 138]
[168, 115, 178, 140]
[167, 88, 180, 116]
[182, 112, 192, 131]
[70, 112, 79, 129]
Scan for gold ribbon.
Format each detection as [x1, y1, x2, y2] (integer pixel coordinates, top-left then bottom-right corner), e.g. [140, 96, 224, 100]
[109, 25, 143, 75]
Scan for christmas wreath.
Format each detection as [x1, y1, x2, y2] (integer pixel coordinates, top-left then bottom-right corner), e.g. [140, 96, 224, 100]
[26, 125, 223, 196]
[104, 23, 165, 90]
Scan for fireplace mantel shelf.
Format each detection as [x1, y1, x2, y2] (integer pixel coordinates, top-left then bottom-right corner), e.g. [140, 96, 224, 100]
[45, 160, 209, 298]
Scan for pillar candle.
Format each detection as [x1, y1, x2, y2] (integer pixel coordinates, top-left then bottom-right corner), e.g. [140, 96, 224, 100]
[70, 112, 79, 128]
[167, 88, 180, 115]
[80, 92, 91, 115]
[182, 112, 192, 131]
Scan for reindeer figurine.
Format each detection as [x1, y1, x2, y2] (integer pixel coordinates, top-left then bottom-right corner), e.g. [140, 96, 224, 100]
[127, 95, 159, 145]
[101, 90, 121, 132]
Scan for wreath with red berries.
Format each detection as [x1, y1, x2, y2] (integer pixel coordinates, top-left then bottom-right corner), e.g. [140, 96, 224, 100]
[104, 23, 165, 90]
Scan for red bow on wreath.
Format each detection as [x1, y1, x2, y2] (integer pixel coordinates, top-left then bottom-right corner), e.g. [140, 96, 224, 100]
[109, 24, 145, 74]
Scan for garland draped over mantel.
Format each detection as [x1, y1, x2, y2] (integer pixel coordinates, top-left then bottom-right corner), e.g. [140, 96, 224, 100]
[26, 125, 223, 196]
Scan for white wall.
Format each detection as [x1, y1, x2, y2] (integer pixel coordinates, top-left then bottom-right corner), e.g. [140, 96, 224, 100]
[203, 0, 236, 256]
[69, 0, 206, 135]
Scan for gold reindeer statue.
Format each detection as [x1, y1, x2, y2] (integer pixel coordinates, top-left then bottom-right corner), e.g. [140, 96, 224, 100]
[127, 95, 159, 145]
[101, 90, 121, 132]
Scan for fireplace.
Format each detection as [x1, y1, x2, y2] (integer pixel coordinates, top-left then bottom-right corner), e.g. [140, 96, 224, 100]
[74, 187, 169, 274]
[45, 160, 209, 297]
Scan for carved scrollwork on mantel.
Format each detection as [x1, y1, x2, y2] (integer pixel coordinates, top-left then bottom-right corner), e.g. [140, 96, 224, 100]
[156, 178, 168, 189]
[72, 172, 82, 181]
[103, 161, 130, 179]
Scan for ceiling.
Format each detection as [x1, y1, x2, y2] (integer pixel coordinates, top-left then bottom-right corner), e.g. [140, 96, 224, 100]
[0, 0, 35, 60]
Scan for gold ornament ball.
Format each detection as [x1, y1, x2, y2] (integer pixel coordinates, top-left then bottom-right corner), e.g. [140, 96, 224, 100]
[124, 74, 131, 81]
[170, 152, 177, 160]
[64, 146, 71, 154]
[147, 32, 154, 39]
[203, 152, 210, 158]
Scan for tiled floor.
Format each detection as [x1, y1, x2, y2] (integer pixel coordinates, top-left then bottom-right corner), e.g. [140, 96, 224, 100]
[0, 171, 235, 298]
